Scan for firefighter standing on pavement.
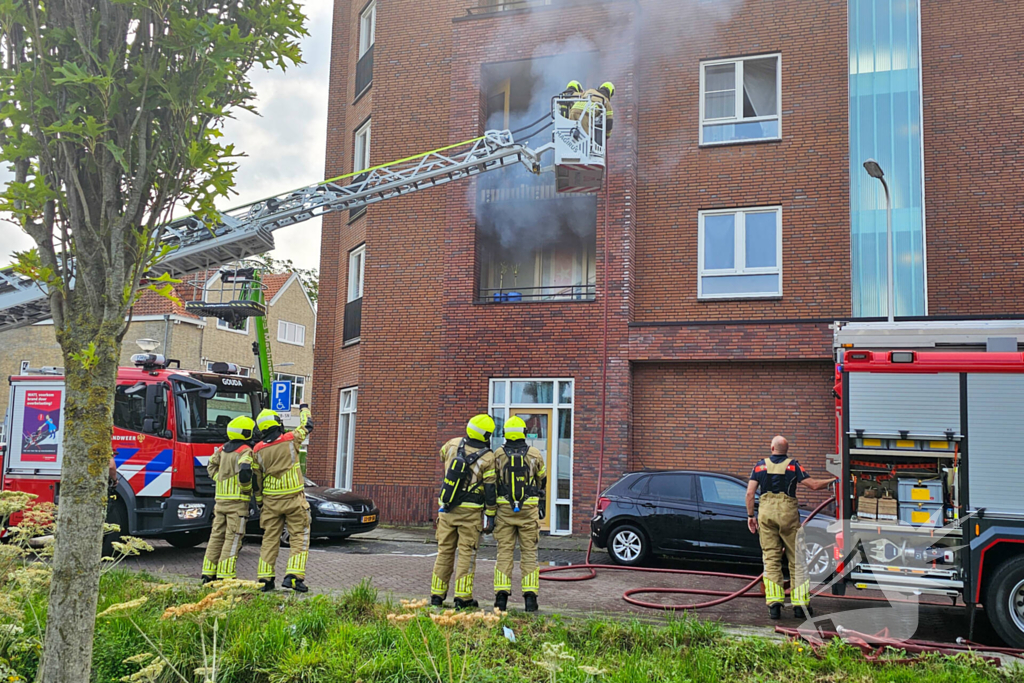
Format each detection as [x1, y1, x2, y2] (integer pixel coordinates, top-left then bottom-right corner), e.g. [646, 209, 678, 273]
[492, 416, 547, 613]
[201, 416, 256, 583]
[745, 435, 835, 620]
[253, 404, 313, 592]
[430, 414, 497, 609]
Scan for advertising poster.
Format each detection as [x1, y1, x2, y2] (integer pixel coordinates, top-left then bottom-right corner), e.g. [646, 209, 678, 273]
[21, 390, 62, 462]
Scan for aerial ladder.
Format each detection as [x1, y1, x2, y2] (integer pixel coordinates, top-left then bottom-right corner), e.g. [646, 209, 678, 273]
[0, 95, 607, 333]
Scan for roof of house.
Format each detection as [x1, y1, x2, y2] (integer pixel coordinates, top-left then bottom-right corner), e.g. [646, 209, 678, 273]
[129, 270, 306, 320]
[262, 273, 292, 301]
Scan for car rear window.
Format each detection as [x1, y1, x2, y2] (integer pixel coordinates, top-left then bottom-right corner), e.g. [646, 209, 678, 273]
[628, 476, 649, 493]
[647, 474, 693, 501]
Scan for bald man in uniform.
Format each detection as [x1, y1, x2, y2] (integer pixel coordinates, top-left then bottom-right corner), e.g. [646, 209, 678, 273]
[745, 435, 835, 620]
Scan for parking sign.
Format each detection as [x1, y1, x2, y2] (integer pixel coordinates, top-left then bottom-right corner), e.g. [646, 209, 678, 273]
[271, 380, 292, 412]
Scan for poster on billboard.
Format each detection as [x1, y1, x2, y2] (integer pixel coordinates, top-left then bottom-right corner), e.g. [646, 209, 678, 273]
[20, 390, 62, 462]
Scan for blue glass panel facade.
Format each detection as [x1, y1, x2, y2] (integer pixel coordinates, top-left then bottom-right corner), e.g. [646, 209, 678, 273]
[849, 0, 926, 317]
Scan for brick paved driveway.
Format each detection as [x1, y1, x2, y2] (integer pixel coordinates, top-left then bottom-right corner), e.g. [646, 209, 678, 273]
[127, 528, 1002, 647]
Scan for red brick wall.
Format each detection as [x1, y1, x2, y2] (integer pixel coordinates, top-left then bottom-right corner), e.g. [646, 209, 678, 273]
[634, 0, 850, 323]
[921, 1, 1024, 316]
[632, 361, 835, 482]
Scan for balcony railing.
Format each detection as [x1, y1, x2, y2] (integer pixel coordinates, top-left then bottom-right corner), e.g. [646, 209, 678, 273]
[355, 44, 373, 98]
[343, 297, 362, 343]
[467, 1, 554, 16]
[477, 284, 595, 304]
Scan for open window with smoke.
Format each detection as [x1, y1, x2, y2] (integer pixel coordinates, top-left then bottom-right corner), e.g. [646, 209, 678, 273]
[475, 54, 598, 303]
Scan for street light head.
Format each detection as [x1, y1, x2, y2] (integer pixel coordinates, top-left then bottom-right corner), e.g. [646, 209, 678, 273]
[135, 338, 160, 352]
[863, 159, 885, 179]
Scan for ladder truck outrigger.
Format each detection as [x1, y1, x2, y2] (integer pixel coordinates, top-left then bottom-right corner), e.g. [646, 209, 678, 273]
[0, 94, 608, 548]
[829, 320, 1024, 648]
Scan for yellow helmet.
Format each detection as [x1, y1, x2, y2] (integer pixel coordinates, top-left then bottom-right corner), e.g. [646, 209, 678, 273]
[599, 81, 615, 97]
[466, 414, 496, 441]
[227, 415, 255, 441]
[256, 408, 282, 432]
[503, 416, 527, 441]
[565, 80, 583, 93]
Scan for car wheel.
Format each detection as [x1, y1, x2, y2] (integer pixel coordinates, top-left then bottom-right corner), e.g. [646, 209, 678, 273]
[607, 524, 649, 566]
[804, 532, 835, 583]
[985, 555, 1024, 649]
[165, 530, 209, 549]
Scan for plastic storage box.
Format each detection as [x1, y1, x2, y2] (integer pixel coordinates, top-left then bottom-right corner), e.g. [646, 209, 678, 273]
[897, 479, 943, 505]
[899, 502, 943, 528]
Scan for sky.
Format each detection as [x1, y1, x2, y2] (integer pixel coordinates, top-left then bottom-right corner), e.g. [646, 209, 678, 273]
[0, 0, 332, 272]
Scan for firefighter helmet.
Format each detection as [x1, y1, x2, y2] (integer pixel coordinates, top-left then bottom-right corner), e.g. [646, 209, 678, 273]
[227, 415, 256, 441]
[503, 416, 527, 441]
[256, 409, 283, 432]
[565, 80, 583, 94]
[599, 81, 615, 98]
[466, 414, 496, 441]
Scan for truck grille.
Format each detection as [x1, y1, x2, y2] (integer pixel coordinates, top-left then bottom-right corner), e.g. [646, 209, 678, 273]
[193, 466, 215, 497]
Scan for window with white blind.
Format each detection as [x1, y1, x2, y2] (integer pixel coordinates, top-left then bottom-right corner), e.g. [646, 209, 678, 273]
[359, 1, 375, 57]
[336, 387, 358, 490]
[700, 54, 781, 145]
[277, 320, 306, 346]
[348, 245, 365, 303]
[354, 120, 371, 172]
[698, 207, 782, 299]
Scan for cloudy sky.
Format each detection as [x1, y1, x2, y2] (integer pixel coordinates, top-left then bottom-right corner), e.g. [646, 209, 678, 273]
[0, 0, 332, 272]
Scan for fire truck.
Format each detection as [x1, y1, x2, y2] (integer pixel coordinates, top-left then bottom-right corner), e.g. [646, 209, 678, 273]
[831, 320, 1024, 648]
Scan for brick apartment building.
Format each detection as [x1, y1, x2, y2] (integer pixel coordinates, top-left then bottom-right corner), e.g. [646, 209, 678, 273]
[308, 0, 1024, 534]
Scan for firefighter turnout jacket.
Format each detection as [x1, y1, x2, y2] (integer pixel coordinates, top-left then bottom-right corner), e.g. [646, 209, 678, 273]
[202, 441, 254, 579]
[569, 88, 614, 138]
[750, 456, 811, 607]
[493, 442, 546, 597]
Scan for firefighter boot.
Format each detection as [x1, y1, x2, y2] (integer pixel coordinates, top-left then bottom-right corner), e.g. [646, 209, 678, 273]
[201, 575, 216, 585]
[453, 597, 478, 610]
[283, 574, 309, 593]
[259, 578, 275, 592]
[768, 603, 782, 620]
[494, 591, 509, 612]
[524, 592, 538, 613]
[430, 595, 444, 608]
[793, 605, 814, 620]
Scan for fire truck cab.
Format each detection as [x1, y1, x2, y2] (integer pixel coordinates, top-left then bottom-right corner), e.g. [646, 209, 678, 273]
[832, 320, 1024, 648]
[2, 354, 265, 549]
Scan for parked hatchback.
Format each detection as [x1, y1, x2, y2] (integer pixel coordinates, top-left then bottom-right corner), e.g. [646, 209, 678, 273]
[590, 470, 835, 582]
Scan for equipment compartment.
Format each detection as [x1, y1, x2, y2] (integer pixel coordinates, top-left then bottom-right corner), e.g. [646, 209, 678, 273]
[897, 479, 943, 505]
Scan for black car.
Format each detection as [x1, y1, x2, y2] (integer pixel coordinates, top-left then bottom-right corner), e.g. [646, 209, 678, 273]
[590, 470, 835, 582]
[247, 478, 380, 541]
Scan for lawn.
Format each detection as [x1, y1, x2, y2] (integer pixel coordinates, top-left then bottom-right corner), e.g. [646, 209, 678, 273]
[0, 571, 1015, 682]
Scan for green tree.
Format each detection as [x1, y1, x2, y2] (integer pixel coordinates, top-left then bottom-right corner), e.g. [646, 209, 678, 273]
[255, 253, 318, 303]
[0, 1, 305, 680]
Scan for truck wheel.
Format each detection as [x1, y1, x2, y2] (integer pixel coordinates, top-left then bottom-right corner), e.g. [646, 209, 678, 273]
[985, 555, 1024, 649]
[102, 498, 129, 558]
[165, 530, 209, 549]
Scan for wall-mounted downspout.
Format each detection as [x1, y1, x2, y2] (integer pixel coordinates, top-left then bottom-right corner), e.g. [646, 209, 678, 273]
[162, 314, 171, 356]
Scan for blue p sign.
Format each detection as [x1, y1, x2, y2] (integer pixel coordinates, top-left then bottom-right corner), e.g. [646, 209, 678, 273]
[271, 381, 292, 412]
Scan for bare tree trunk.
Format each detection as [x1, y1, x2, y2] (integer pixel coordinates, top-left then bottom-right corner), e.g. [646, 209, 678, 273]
[39, 317, 121, 683]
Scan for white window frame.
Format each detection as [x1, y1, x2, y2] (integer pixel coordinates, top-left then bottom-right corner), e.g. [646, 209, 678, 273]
[274, 372, 307, 408]
[698, 206, 783, 300]
[353, 119, 371, 173]
[488, 378, 574, 536]
[277, 320, 306, 347]
[336, 387, 358, 491]
[699, 53, 782, 146]
[216, 317, 249, 335]
[348, 244, 365, 302]
[358, 1, 375, 57]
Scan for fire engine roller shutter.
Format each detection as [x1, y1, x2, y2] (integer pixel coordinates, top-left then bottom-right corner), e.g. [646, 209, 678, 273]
[966, 373, 1024, 515]
[848, 373, 961, 438]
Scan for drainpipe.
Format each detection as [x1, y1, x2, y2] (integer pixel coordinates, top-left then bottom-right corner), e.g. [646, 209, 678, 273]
[162, 314, 170, 355]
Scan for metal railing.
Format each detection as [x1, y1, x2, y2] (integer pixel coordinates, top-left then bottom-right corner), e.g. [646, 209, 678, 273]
[343, 297, 362, 343]
[477, 284, 595, 303]
[355, 44, 373, 98]
[467, 0, 554, 15]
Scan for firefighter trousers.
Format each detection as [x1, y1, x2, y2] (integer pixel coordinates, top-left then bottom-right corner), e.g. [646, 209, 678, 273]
[202, 500, 250, 579]
[493, 504, 540, 595]
[258, 493, 311, 580]
[758, 492, 810, 606]
[431, 506, 482, 600]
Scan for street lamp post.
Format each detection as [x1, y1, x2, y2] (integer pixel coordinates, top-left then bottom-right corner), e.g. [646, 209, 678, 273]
[863, 159, 894, 323]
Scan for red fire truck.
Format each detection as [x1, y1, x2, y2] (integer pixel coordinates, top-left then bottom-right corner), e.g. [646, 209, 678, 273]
[2, 354, 264, 551]
[831, 320, 1024, 648]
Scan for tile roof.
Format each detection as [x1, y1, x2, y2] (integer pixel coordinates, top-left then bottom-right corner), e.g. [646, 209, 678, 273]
[129, 270, 297, 319]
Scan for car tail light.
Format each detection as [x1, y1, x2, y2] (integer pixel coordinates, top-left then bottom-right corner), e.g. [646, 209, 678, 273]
[596, 497, 611, 514]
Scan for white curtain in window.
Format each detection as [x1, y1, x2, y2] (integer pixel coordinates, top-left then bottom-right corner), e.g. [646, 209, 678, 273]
[704, 63, 736, 119]
[742, 57, 777, 118]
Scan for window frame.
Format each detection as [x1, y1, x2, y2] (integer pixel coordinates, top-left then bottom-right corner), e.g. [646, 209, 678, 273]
[348, 244, 366, 303]
[336, 387, 358, 491]
[274, 372, 307, 408]
[699, 53, 782, 146]
[353, 119, 371, 173]
[697, 206, 783, 300]
[277, 320, 306, 347]
[216, 317, 250, 335]
[698, 475, 749, 508]
[358, 1, 376, 57]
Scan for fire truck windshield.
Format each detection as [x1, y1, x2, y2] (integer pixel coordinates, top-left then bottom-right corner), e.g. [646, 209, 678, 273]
[174, 378, 262, 443]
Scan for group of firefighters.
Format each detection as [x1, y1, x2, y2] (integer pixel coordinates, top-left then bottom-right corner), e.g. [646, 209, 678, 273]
[559, 79, 616, 140]
[200, 405, 314, 593]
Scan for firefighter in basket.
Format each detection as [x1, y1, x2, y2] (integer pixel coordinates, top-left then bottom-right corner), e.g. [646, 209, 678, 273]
[253, 405, 313, 592]
[745, 435, 836, 620]
[492, 415, 547, 613]
[558, 79, 583, 117]
[569, 81, 615, 140]
[201, 415, 256, 583]
[430, 414, 497, 609]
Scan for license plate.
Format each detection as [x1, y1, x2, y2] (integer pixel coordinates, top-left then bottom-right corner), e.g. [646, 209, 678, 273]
[361, 514, 376, 524]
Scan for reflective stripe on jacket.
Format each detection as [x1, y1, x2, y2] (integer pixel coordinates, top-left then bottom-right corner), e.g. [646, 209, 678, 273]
[208, 444, 254, 501]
